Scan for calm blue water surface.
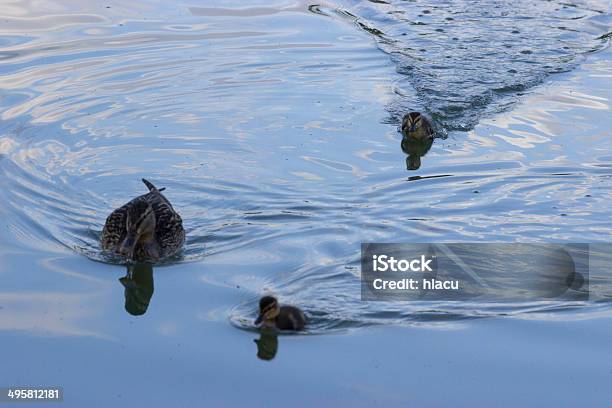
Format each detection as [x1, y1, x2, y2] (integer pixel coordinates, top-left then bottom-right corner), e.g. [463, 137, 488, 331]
[0, 0, 611, 406]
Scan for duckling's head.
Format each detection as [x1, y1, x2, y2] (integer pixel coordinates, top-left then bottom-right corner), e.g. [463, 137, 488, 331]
[401, 111, 424, 134]
[254, 296, 280, 326]
[119, 199, 156, 259]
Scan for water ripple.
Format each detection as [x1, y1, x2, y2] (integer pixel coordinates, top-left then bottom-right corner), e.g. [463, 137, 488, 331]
[0, 0, 610, 330]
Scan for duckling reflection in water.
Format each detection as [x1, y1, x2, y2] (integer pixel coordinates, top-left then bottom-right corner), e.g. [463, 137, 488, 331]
[119, 263, 154, 316]
[254, 296, 307, 331]
[101, 178, 185, 262]
[401, 135, 433, 170]
[401, 112, 434, 170]
[254, 327, 279, 361]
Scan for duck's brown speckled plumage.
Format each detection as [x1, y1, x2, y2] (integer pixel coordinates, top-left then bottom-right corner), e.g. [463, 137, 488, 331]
[101, 179, 185, 262]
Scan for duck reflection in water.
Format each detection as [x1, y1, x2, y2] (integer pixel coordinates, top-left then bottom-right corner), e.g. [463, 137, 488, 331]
[254, 328, 279, 361]
[119, 263, 154, 316]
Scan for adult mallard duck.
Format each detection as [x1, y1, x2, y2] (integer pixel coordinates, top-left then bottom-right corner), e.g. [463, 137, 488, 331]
[401, 111, 434, 140]
[254, 296, 307, 331]
[101, 178, 185, 262]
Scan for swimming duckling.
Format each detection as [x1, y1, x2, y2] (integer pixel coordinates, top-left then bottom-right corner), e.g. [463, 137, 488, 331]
[401, 111, 434, 140]
[254, 296, 306, 331]
[101, 178, 185, 262]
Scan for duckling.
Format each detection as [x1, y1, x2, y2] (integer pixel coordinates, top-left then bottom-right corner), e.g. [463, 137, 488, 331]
[254, 296, 306, 331]
[101, 178, 185, 262]
[401, 111, 434, 140]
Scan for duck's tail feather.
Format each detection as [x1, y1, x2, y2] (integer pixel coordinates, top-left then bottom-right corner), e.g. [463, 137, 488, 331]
[142, 178, 166, 192]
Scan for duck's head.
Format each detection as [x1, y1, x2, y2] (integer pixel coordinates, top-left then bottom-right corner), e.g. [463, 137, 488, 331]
[402, 111, 424, 134]
[119, 199, 156, 259]
[254, 296, 280, 326]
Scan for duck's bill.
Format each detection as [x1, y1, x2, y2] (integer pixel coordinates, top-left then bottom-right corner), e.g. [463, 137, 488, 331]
[119, 234, 137, 257]
[254, 315, 263, 325]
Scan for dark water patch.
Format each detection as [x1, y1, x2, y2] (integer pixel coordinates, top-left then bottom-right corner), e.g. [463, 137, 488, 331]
[318, 0, 611, 131]
[597, 31, 612, 39]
